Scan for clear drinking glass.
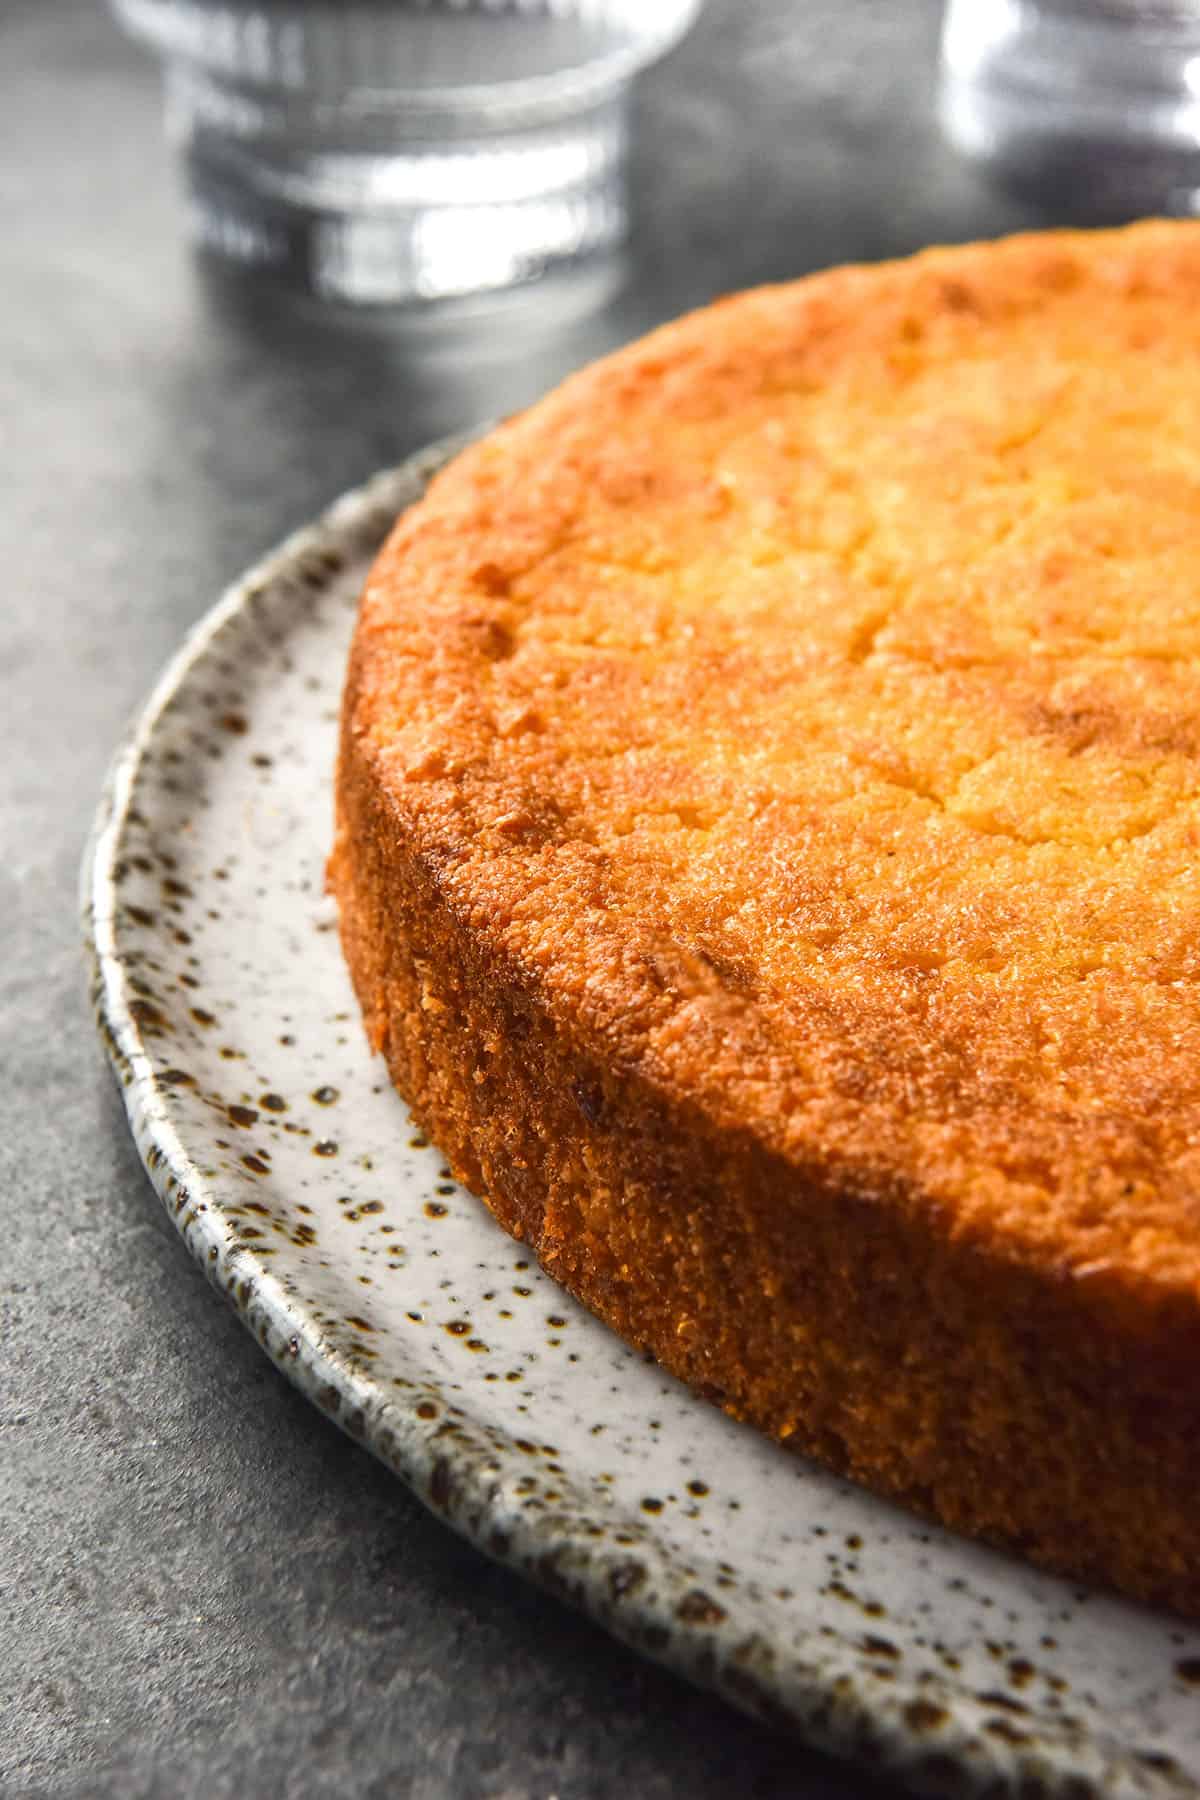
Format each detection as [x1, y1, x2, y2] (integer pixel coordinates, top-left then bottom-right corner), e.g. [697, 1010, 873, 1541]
[940, 0, 1200, 216]
[112, 0, 702, 307]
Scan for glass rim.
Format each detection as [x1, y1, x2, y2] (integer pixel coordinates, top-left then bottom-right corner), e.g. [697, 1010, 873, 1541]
[111, 0, 706, 120]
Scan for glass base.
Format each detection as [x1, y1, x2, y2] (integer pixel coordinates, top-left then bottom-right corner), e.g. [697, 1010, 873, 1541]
[940, 0, 1200, 217]
[174, 77, 629, 306]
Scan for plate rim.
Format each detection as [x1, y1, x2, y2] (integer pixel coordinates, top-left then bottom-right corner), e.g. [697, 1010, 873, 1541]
[81, 443, 1192, 1800]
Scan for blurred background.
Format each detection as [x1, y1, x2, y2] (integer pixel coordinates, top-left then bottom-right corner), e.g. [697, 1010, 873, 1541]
[4, 1, 1191, 1795]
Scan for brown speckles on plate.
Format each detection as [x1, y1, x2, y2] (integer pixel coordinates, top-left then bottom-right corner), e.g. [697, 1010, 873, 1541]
[158, 1067, 196, 1087]
[82, 446, 1200, 1800]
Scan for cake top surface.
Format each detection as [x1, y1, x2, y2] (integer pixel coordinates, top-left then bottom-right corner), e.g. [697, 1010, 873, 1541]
[346, 222, 1200, 1299]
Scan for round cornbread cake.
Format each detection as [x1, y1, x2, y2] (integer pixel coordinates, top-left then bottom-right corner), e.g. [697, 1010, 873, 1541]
[331, 221, 1200, 1616]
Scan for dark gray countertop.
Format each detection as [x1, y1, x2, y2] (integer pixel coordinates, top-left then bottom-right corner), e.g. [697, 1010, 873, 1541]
[4, 3, 1055, 1794]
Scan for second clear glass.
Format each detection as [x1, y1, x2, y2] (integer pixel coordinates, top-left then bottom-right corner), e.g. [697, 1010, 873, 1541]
[941, 0, 1200, 217]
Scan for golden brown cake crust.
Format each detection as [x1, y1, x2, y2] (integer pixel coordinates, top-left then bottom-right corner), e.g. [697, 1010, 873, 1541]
[331, 222, 1200, 1614]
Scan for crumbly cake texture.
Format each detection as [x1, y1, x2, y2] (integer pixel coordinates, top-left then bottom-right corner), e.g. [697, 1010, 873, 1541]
[331, 222, 1200, 1615]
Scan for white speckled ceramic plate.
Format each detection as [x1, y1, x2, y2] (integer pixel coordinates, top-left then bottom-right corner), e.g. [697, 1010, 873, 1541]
[85, 444, 1200, 1800]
